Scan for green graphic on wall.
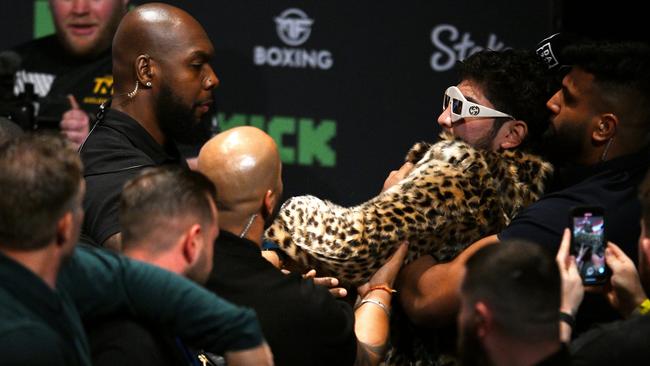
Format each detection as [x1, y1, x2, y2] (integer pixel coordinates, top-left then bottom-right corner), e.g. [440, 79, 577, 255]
[34, 0, 54, 38]
[217, 113, 337, 167]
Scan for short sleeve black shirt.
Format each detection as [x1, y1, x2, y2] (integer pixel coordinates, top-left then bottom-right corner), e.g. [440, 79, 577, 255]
[79, 109, 187, 245]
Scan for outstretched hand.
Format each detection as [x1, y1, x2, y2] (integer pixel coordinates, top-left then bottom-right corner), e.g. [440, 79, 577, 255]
[303, 269, 348, 298]
[358, 241, 409, 297]
[381, 162, 414, 192]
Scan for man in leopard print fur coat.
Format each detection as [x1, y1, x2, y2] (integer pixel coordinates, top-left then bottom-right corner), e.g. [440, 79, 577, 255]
[265, 49, 557, 287]
[265, 49, 558, 366]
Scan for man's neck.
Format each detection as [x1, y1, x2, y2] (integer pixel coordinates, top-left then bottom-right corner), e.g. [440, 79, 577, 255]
[0, 245, 62, 289]
[111, 97, 166, 145]
[124, 247, 185, 275]
[219, 212, 264, 248]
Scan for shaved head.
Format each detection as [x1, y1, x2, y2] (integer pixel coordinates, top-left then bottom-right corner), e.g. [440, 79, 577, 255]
[198, 127, 282, 222]
[112, 2, 213, 92]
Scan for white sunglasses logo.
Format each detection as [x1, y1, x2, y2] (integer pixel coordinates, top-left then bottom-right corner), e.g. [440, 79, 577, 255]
[443, 86, 514, 123]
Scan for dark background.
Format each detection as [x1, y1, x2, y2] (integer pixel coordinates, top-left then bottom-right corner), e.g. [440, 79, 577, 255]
[0, 0, 643, 206]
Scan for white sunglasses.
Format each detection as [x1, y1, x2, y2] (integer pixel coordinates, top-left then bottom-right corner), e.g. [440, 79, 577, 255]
[443, 86, 515, 123]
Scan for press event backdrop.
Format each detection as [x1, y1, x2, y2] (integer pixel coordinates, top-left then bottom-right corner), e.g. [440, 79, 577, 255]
[0, 1, 553, 206]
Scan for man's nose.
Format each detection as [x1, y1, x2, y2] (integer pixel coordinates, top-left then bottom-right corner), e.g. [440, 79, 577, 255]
[437, 106, 453, 128]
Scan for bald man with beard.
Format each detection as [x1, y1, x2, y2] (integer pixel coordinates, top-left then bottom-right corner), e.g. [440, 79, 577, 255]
[79, 3, 219, 250]
[199, 126, 409, 366]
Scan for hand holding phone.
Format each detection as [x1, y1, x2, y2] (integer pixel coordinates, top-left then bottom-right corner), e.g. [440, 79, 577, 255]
[569, 206, 610, 286]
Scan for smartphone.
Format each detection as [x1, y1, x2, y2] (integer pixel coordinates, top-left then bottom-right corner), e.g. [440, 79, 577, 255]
[569, 206, 609, 285]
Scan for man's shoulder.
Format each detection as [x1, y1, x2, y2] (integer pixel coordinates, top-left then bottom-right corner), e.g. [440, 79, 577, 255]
[81, 123, 156, 175]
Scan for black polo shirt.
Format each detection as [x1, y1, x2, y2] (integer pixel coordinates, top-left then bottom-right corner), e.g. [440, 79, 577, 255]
[0, 251, 90, 366]
[80, 109, 187, 245]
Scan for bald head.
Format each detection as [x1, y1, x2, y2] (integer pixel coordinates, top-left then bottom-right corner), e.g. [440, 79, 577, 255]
[112, 2, 212, 92]
[198, 127, 282, 219]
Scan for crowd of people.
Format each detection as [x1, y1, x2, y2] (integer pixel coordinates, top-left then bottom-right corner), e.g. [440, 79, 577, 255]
[1, 1, 649, 366]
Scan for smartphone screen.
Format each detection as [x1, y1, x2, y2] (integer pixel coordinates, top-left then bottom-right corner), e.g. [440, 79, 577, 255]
[570, 206, 609, 285]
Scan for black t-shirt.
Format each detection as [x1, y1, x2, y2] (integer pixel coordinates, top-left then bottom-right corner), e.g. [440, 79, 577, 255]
[80, 108, 187, 245]
[499, 148, 649, 261]
[11, 35, 112, 126]
[206, 231, 357, 366]
[499, 148, 650, 332]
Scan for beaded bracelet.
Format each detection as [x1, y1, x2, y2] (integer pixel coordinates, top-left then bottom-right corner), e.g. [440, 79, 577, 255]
[368, 284, 397, 295]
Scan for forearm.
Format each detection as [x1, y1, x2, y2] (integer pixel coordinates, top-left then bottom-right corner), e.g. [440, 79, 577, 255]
[397, 257, 462, 327]
[397, 235, 499, 327]
[353, 290, 393, 366]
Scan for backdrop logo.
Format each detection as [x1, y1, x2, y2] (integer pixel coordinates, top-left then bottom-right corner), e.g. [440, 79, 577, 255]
[215, 112, 337, 167]
[254, 8, 333, 70]
[430, 24, 509, 72]
[275, 8, 313, 46]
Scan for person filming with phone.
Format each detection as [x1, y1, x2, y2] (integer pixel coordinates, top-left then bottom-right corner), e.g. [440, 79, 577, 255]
[557, 169, 650, 364]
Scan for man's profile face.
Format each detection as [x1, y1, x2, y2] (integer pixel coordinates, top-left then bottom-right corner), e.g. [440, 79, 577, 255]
[542, 68, 595, 162]
[437, 81, 502, 151]
[186, 197, 219, 284]
[50, 0, 127, 58]
[154, 23, 218, 143]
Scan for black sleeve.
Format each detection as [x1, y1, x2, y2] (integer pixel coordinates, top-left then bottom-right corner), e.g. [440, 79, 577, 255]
[82, 169, 141, 245]
[498, 199, 569, 252]
[296, 278, 357, 366]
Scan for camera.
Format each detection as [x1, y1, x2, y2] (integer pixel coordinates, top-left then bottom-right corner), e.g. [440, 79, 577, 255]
[0, 50, 60, 131]
[569, 206, 610, 285]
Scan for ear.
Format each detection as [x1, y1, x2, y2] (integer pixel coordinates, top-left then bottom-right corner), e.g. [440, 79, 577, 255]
[134, 54, 154, 86]
[262, 189, 276, 218]
[592, 113, 618, 143]
[181, 224, 203, 266]
[474, 301, 493, 338]
[55, 212, 74, 248]
[498, 120, 528, 150]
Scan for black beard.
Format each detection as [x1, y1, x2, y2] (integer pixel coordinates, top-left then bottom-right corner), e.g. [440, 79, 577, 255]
[540, 121, 587, 166]
[155, 82, 199, 144]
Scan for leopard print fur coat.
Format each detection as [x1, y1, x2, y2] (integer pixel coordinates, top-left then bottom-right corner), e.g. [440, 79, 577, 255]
[265, 133, 553, 286]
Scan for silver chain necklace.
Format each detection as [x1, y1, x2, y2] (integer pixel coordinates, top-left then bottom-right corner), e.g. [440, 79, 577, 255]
[239, 214, 258, 238]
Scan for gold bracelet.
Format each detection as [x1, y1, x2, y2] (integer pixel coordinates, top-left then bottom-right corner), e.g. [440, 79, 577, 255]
[355, 298, 391, 317]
